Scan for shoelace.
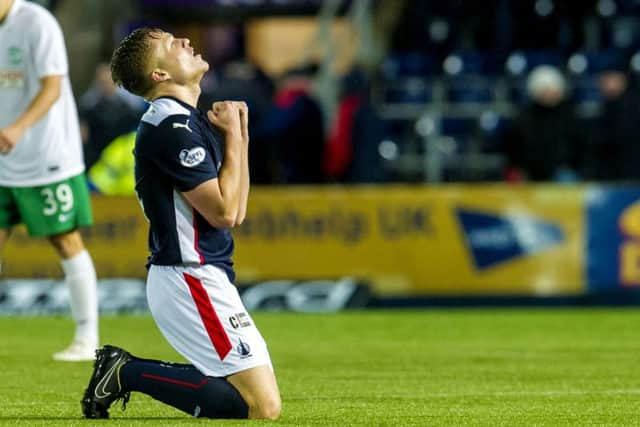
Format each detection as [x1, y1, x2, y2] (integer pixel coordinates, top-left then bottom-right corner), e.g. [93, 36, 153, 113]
[117, 391, 131, 411]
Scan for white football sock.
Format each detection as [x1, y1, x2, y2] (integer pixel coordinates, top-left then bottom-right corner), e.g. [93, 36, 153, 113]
[61, 250, 99, 346]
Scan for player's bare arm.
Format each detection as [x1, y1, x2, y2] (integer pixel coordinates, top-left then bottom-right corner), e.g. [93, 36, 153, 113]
[183, 101, 244, 228]
[235, 101, 250, 225]
[0, 75, 62, 154]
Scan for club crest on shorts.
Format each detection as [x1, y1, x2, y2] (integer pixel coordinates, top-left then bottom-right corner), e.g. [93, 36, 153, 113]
[179, 147, 206, 167]
[237, 339, 252, 358]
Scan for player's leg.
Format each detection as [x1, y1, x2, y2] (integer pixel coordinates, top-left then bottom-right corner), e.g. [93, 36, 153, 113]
[81, 264, 280, 419]
[0, 185, 19, 274]
[227, 364, 281, 419]
[139, 264, 279, 418]
[14, 174, 99, 360]
[84, 352, 280, 419]
[145, 265, 280, 418]
[82, 345, 250, 419]
[48, 228, 99, 360]
[0, 228, 8, 245]
[0, 228, 9, 274]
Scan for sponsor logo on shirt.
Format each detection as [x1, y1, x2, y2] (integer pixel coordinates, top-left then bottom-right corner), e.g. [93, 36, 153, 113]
[0, 70, 25, 88]
[8, 46, 23, 65]
[178, 147, 206, 167]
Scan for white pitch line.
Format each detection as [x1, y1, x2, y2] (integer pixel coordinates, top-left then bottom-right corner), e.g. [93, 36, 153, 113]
[416, 388, 640, 398]
[287, 388, 640, 401]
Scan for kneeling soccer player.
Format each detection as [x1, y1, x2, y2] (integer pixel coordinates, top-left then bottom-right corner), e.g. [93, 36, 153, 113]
[81, 28, 280, 420]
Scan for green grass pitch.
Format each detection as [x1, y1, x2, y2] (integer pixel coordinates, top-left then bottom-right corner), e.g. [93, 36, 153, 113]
[2, 309, 640, 426]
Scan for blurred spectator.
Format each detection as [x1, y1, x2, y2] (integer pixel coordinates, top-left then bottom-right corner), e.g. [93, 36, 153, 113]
[199, 60, 275, 184]
[254, 65, 325, 184]
[390, 1, 505, 58]
[503, 66, 582, 182]
[589, 67, 640, 181]
[200, 60, 274, 120]
[88, 131, 136, 195]
[508, 0, 595, 53]
[324, 68, 385, 183]
[79, 63, 142, 169]
[388, 0, 593, 59]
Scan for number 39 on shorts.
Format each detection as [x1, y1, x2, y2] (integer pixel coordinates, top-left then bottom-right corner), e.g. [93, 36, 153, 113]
[2, 173, 93, 237]
[41, 183, 74, 216]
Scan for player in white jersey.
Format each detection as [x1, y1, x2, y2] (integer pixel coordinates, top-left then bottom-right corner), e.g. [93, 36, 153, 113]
[0, 0, 99, 361]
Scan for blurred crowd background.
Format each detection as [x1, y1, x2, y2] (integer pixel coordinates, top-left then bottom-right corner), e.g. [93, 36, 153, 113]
[37, 0, 640, 192]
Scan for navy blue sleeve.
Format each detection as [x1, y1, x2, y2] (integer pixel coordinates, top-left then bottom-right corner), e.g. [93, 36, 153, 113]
[149, 115, 218, 192]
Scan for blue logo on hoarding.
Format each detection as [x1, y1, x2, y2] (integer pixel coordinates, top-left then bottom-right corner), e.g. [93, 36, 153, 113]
[456, 209, 565, 270]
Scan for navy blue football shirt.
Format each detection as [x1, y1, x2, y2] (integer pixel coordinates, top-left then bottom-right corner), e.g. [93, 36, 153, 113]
[134, 97, 235, 282]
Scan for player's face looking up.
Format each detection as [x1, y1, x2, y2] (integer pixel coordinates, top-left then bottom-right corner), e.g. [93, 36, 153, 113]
[149, 31, 209, 87]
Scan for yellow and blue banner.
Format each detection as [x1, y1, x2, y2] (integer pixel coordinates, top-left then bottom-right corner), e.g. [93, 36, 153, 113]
[232, 185, 585, 296]
[9, 184, 640, 297]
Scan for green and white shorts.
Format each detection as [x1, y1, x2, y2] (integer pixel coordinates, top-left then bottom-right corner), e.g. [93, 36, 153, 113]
[0, 173, 93, 237]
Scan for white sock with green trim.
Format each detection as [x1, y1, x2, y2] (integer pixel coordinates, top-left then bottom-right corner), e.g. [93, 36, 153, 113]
[61, 250, 99, 346]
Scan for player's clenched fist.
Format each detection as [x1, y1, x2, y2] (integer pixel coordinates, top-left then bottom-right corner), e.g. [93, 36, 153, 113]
[207, 101, 242, 139]
[233, 101, 249, 144]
